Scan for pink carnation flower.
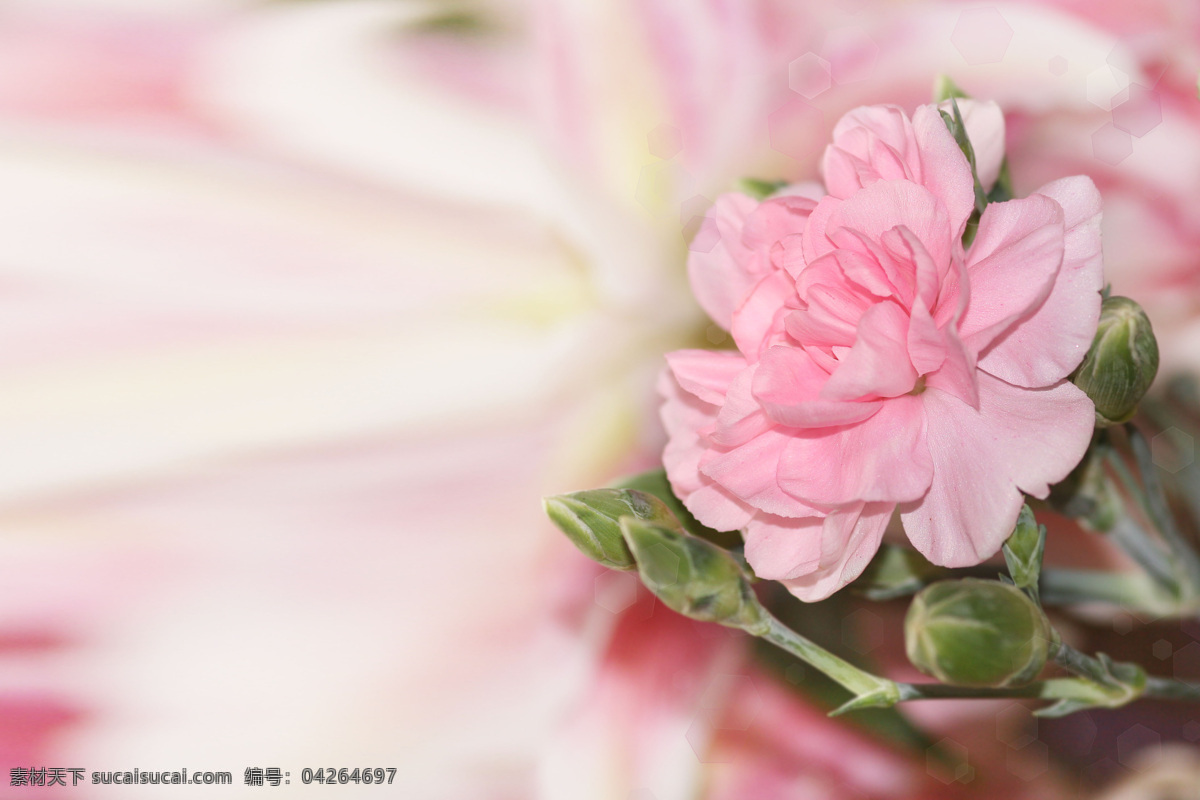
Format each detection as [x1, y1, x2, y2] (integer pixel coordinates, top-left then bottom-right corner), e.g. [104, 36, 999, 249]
[663, 102, 1103, 601]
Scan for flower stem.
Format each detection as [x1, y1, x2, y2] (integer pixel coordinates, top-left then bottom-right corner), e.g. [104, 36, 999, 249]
[1143, 676, 1200, 701]
[1125, 423, 1200, 596]
[1038, 568, 1178, 614]
[755, 611, 1200, 713]
[1101, 444, 1183, 595]
[760, 612, 897, 701]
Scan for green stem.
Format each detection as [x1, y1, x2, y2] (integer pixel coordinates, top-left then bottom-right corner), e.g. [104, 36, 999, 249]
[1102, 445, 1182, 595]
[755, 611, 1200, 713]
[1126, 423, 1200, 595]
[1038, 569, 1178, 614]
[1052, 641, 1110, 682]
[1143, 676, 1200, 701]
[760, 613, 897, 700]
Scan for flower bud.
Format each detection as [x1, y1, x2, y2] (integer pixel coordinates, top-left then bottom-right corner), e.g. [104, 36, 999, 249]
[1072, 296, 1160, 426]
[1002, 504, 1045, 593]
[543, 488, 680, 570]
[620, 517, 765, 632]
[905, 579, 1051, 688]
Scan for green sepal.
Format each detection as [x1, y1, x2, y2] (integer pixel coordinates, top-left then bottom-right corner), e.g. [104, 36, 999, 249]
[828, 685, 902, 717]
[543, 487, 682, 570]
[905, 579, 1052, 688]
[620, 517, 766, 632]
[1003, 504, 1046, 601]
[933, 74, 969, 102]
[613, 468, 739, 548]
[1035, 651, 1146, 717]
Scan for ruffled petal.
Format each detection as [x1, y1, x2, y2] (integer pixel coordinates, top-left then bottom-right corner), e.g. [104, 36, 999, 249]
[752, 345, 882, 428]
[900, 372, 1094, 566]
[911, 104, 977, 240]
[907, 297, 946, 376]
[777, 394, 932, 505]
[975, 177, 1104, 387]
[775, 503, 895, 602]
[711, 363, 772, 447]
[730, 269, 797, 358]
[700, 428, 819, 518]
[686, 191, 761, 330]
[821, 300, 918, 401]
[956, 194, 1065, 357]
[822, 104, 920, 197]
[659, 370, 756, 532]
[825, 180, 953, 281]
[664, 349, 746, 405]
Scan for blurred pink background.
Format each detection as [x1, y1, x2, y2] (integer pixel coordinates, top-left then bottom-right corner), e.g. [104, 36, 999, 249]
[4, 0, 1200, 797]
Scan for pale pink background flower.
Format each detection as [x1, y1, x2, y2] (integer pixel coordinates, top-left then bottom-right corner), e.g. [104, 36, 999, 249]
[0, 0, 1192, 797]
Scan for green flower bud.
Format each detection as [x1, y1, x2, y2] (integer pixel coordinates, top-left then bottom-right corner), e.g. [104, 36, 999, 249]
[543, 488, 680, 570]
[905, 579, 1051, 688]
[620, 517, 765, 632]
[1002, 504, 1046, 594]
[1072, 296, 1160, 426]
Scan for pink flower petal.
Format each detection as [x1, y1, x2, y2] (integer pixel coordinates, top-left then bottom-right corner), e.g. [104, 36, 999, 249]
[777, 394, 932, 505]
[911, 104, 977, 240]
[730, 269, 797, 358]
[900, 372, 1094, 566]
[665, 349, 746, 405]
[956, 193, 1065, 358]
[743, 195, 819, 252]
[975, 177, 1104, 387]
[786, 253, 875, 348]
[700, 428, 821, 518]
[686, 191, 760, 330]
[825, 180, 953, 282]
[822, 105, 920, 197]
[742, 514, 825, 580]
[774, 503, 895, 602]
[821, 300, 918, 401]
[752, 346, 882, 428]
[659, 370, 755, 531]
[906, 298, 946, 376]
[711, 364, 773, 447]
[924, 323, 979, 409]
[884, 225, 942, 311]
